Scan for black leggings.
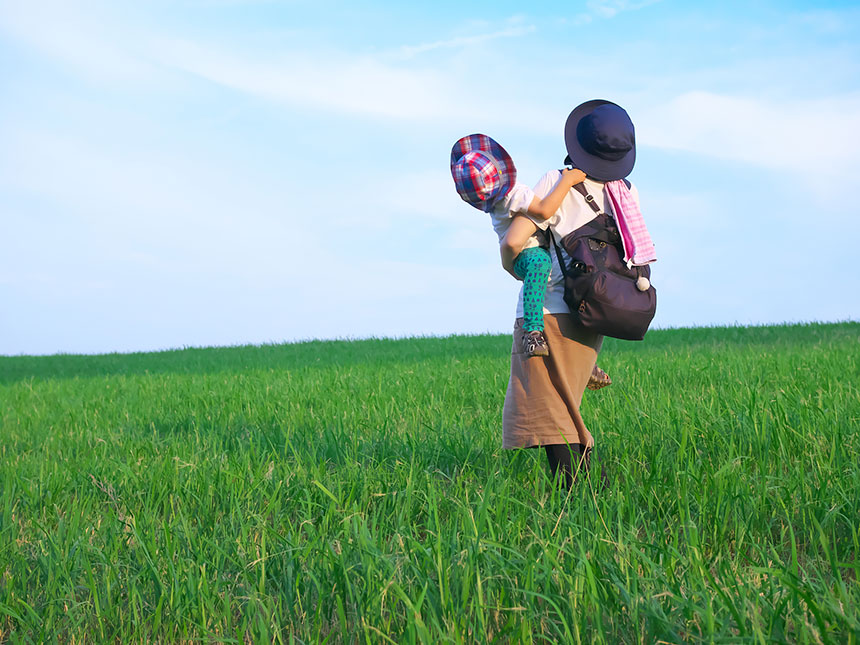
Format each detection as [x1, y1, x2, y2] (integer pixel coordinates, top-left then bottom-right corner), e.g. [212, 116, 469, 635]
[544, 444, 589, 488]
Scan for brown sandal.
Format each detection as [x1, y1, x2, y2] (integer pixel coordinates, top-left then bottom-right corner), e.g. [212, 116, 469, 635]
[587, 365, 612, 390]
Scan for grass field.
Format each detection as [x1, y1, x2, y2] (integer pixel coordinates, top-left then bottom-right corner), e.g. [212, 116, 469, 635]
[1, 322, 859, 643]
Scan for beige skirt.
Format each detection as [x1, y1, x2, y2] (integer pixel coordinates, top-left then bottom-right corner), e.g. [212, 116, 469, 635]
[502, 314, 603, 449]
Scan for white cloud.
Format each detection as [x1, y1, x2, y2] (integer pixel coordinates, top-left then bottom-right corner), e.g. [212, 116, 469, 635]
[587, 0, 664, 19]
[638, 90, 860, 193]
[0, 0, 462, 120]
[567, 0, 664, 24]
[0, 1, 565, 129]
[0, 0, 164, 86]
[157, 40, 458, 120]
[0, 123, 320, 292]
[793, 8, 860, 35]
[395, 25, 537, 59]
[149, 29, 572, 133]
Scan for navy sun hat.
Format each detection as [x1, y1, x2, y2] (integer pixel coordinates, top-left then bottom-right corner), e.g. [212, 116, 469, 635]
[564, 99, 635, 181]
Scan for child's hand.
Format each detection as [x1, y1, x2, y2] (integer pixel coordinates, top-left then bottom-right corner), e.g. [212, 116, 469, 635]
[562, 168, 586, 186]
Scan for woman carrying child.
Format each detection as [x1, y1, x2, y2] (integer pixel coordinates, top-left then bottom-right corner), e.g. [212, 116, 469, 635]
[449, 135, 611, 388]
[497, 100, 643, 488]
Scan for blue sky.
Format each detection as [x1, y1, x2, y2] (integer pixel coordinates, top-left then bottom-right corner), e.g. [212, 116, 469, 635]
[1, 0, 858, 355]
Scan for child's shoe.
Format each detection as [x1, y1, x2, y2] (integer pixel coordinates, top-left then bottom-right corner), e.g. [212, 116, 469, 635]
[522, 330, 549, 357]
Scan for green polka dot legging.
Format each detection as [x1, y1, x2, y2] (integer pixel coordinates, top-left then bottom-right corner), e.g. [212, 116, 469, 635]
[513, 246, 551, 332]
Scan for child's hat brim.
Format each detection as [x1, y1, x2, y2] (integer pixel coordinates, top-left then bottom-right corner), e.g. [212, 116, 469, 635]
[450, 134, 517, 211]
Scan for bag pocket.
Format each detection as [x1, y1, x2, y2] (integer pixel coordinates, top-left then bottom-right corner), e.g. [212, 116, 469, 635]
[576, 271, 657, 341]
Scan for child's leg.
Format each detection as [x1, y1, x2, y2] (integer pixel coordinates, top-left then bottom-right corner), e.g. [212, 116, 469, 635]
[513, 247, 552, 332]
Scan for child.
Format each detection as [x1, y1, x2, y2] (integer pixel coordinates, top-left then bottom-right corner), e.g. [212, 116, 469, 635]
[450, 134, 585, 357]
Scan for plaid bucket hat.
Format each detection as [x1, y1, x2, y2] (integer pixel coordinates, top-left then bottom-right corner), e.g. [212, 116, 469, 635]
[450, 134, 517, 212]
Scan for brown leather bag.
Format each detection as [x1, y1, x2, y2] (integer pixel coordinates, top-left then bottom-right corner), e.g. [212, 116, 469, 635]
[549, 182, 656, 341]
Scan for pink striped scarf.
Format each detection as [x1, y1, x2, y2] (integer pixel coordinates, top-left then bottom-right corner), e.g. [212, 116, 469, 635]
[605, 180, 656, 267]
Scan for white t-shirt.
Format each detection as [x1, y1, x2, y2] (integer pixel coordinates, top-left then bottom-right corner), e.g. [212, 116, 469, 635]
[488, 183, 542, 251]
[515, 171, 640, 318]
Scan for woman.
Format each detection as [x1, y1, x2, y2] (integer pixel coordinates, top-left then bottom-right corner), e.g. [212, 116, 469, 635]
[500, 99, 640, 488]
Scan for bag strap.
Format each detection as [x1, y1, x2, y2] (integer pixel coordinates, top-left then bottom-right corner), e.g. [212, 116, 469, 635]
[573, 183, 602, 214]
[549, 222, 569, 281]
[549, 171, 627, 278]
[566, 172, 631, 212]
[549, 171, 599, 280]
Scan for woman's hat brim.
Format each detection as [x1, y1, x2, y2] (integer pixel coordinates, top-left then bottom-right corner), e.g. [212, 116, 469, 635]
[564, 99, 635, 181]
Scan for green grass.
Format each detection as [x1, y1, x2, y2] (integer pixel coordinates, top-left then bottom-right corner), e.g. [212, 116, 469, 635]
[1, 322, 859, 643]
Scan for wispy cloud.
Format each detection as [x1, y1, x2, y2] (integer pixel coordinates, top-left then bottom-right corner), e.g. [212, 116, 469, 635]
[792, 8, 860, 35]
[158, 39, 458, 120]
[0, 2, 564, 129]
[567, 0, 664, 24]
[0, 1, 454, 119]
[1, 0, 550, 125]
[638, 90, 860, 194]
[0, 0, 163, 86]
[396, 24, 536, 59]
[587, 0, 664, 19]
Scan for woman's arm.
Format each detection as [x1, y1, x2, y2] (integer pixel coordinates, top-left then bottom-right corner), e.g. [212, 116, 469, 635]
[500, 215, 538, 279]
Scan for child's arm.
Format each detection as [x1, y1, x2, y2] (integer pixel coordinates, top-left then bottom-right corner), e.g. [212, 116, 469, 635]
[524, 168, 586, 220]
[500, 215, 538, 279]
